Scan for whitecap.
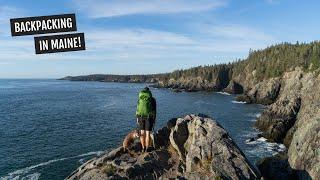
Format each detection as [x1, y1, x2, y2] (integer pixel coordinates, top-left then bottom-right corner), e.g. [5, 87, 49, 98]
[103, 101, 117, 108]
[247, 113, 261, 118]
[278, 144, 286, 150]
[22, 173, 41, 180]
[257, 137, 267, 142]
[79, 158, 84, 164]
[245, 139, 258, 145]
[231, 100, 246, 104]
[245, 136, 286, 158]
[216, 92, 231, 96]
[255, 113, 262, 118]
[1, 151, 104, 180]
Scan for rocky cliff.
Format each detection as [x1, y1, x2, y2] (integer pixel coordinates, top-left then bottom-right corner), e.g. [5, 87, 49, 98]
[238, 68, 319, 179]
[63, 42, 320, 179]
[153, 66, 319, 179]
[154, 65, 232, 92]
[67, 115, 260, 180]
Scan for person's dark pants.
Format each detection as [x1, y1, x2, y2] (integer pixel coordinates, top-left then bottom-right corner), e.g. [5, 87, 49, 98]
[137, 116, 155, 151]
[137, 116, 154, 131]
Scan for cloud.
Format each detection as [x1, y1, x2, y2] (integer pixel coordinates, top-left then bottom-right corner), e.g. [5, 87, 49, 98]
[84, 24, 276, 55]
[86, 28, 194, 49]
[203, 24, 274, 41]
[0, 24, 276, 63]
[0, 6, 22, 24]
[0, 61, 14, 65]
[192, 23, 277, 52]
[74, 0, 227, 18]
[265, 0, 279, 4]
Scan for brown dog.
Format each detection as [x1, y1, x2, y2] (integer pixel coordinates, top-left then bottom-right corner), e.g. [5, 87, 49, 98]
[123, 130, 140, 151]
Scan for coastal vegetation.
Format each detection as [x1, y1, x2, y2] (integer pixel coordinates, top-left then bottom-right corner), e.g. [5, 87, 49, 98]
[61, 41, 320, 85]
[167, 41, 320, 82]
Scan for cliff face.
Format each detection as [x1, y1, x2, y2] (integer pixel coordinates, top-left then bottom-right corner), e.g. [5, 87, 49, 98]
[286, 72, 320, 179]
[153, 66, 232, 92]
[67, 115, 259, 180]
[241, 68, 319, 179]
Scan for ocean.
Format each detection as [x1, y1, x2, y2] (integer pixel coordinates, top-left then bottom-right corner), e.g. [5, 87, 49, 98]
[0, 79, 284, 179]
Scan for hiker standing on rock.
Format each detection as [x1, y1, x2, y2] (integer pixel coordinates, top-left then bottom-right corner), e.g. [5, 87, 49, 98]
[136, 87, 156, 152]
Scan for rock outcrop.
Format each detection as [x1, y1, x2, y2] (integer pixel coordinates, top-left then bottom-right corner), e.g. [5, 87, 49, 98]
[67, 115, 260, 180]
[235, 78, 281, 105]
[223, 80, 244, 94]
[154, 67, 232, 92]
[286, 71, 320, 180]
[254, 95, 301, 143]
[254, 68, 306, 144]
[251, 68, 320, 179]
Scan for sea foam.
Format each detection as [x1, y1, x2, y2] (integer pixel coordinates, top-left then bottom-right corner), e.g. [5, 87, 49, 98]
[216, 92, 231, 96]
[0, 151, 104, 180]
[231, 100, 246, 104]
[245, 136, 286, 157]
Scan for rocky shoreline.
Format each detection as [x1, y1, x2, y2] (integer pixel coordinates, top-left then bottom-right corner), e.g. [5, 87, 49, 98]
[156, 68, 319, 179]
[237, 68, 318, 179]
[67, 115, 260, 180]
[63, 42, 320, 179]
[63, 68, 319, 179]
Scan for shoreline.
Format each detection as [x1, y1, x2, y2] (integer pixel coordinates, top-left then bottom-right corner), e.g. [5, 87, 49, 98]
[61, 67, 320, 179]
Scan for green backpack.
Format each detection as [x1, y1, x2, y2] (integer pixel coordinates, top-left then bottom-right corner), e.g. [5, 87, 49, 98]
[136, 89, 153, 117]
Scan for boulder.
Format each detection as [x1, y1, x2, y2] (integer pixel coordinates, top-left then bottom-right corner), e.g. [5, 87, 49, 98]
[235, 78, 280, 104]
[67, 115, 259, 180]
[170, 115, 260, 180]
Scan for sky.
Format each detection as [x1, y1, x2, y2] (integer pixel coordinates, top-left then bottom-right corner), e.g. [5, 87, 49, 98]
[0, 0, 319, 78]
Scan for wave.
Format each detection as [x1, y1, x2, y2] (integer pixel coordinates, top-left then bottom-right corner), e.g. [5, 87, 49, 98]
[245, 137, 286, 156]
[79, 158, 85, 164]
[1, 151, 104, 180]
[246, 113, 261, 122]
[257, 137, 267, 142]
[231, 100, 246, 104]
[23, 173, 41, 180]
[0, 85, 16, 89]
[216, 92, 231, 96]
[247, 113, 261, 118]
[103, 101, 117, 108]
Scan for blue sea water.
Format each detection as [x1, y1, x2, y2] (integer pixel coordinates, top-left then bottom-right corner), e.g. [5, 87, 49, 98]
[0, 79, 284, 179]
